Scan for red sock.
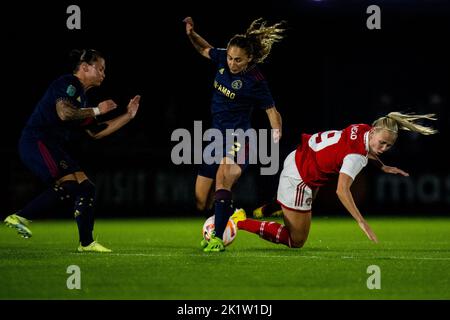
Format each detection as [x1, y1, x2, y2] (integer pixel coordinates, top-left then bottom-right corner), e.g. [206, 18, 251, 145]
[237, 219, 292, 248]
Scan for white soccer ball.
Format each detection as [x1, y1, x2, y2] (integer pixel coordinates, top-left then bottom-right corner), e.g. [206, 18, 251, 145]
[202, 215, 237, 246]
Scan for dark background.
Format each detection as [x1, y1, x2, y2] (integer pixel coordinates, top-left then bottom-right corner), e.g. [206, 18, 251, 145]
[2, 0, 449, 218]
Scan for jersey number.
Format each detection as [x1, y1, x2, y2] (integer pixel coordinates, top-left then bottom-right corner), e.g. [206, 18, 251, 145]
[308, 130, 342, 151]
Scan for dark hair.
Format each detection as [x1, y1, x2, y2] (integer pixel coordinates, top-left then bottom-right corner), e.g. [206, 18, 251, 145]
[227, 18, 286, 64]
[69, 49, 104, 72]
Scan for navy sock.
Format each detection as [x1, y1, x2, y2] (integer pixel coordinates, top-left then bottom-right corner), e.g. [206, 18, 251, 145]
[74, 214, 93, 247]
[74, 180, 96, 246]
[19, 183, 75, 219]
[50, 181, 92, 246]
[213, 189, 233, 240]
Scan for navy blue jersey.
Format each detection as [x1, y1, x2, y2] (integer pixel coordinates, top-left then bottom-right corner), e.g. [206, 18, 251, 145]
[209, 48, 275, 132]
[23, 74, 92, 145]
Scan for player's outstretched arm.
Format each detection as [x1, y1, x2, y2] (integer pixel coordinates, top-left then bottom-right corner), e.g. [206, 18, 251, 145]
[86, 95, 141, 139]
[265, 106, 282, 143]
[336, 173, 379, 243]
[56, 99, 117, 121]
[381, 165, 409, 176]
[368, 153, 409, 176]
[183, 16, 213, 59]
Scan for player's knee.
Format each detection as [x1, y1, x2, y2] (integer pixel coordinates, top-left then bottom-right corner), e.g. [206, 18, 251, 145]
[290, 235, 307, 248]
[290, 240, 306, 248]
[195, 189, 210, 211]
[216, 171, 240, 190]
[224, 168, 241, 182]
[78, 179, 96, 197]
[57, 180, 79, 200]
[195, 198, 208, 212]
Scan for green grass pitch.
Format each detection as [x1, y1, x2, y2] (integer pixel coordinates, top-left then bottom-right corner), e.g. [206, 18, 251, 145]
[1, 217, 449, 299]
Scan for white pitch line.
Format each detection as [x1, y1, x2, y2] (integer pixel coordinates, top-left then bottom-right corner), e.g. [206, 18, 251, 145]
[341, 256, 450, 261]
[69, 252, 450, 261]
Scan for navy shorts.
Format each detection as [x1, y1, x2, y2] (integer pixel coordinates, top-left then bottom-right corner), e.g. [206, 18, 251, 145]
[198, 140, 251, 179]
[19, 133, 81, 185]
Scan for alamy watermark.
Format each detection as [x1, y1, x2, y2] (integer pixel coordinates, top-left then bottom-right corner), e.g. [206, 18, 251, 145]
[366, 265, 381, 289]
[66, 265, 81, 290]
[66, 5, 81, 30]
[171, 121, 279, 175]
[366, 5, 381, 30]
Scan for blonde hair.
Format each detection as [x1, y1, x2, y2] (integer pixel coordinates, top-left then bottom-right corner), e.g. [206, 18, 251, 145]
[372, 112, 438, 135]
[228, 18, 286, 63]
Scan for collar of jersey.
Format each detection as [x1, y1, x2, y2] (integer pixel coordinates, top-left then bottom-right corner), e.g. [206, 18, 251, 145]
[240, 63, 257, 75]
[364, 131, 369, 153]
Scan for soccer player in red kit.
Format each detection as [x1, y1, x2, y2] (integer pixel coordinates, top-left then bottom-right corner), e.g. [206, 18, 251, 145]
[231, 112, 437, 248]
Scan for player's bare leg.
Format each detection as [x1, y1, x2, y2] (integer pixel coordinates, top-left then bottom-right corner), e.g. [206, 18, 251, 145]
[204, 157, 241, 252]
[281, 207, 311, 248]
[235, 207, 310, 248]
[215, 156, 242, 191]
[195, 175, 215, 212]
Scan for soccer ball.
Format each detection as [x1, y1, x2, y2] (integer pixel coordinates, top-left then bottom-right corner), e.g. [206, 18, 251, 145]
[202, 215, 237, 246]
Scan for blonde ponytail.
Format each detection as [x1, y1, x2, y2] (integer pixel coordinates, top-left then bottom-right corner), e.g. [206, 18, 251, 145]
[372, 112, 438, 135]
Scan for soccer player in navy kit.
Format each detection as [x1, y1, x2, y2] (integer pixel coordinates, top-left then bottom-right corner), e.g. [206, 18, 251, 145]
[183, 17, 284, 252]
[4, 49, 141, 252]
